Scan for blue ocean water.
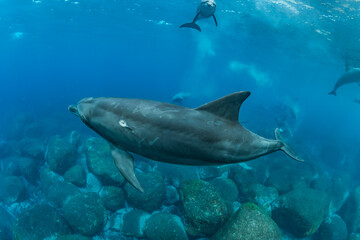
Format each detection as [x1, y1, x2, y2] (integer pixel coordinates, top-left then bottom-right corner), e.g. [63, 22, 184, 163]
[1, 0, 360, 239]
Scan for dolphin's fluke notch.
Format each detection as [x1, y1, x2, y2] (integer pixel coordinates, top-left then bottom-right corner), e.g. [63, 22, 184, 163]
[328, 90, 337, 96]
[179, 22, 201, 32]
[275, 128, 304, 162]
[111, 146, 144, 193]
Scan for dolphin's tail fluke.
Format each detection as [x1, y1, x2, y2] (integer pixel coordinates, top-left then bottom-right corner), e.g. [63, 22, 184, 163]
[275, 128, 304, 162]
[328, 90, 337, 96]
[179, 22, 201, 32]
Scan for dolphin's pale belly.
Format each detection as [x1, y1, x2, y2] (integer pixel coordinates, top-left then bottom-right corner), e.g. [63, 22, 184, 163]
[92, 99, 273, 166]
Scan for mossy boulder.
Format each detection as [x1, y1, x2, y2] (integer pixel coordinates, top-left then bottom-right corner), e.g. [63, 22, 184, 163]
[243, 183, 279, 214]
[0, 176, 26, 205]
[62, 192, 107, 237]
[124, 170, 166, 212]
[99, 186, 125, 211]
[210, 178, 239, 203]
[84, 137, 125, 186]
[272, 187, 330, 237]
[13, 204, 71, 240]
[64, 165, 87, 188]
[145, 212, 188, 240]
[56, 235, 92, 240]
[46, 134, 78, 175]
[339, 185, 360, 233]
[212, 202, 281, 240]
[122, 209, 150, 238]
[317, 215, 347, 240]
[179, 179, 229, 237]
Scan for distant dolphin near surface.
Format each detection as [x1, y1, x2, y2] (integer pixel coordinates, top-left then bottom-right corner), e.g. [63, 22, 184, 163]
[69, 92, 303, 192]
[171, 91, 191, 104]
[180, 0, 217, 32]
[329, 68, 360, 96]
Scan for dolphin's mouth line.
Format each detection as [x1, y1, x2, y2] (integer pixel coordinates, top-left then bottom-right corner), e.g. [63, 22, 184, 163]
[68, 105, 81, 118]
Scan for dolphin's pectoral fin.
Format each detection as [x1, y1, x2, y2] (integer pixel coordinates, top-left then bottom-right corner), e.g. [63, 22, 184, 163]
[192, 11, 201, 23]
[110, 145, 144, 193]
[275, 128, 304, 162]
[213, 15, 218, 26]
[196, 91, 251, 122]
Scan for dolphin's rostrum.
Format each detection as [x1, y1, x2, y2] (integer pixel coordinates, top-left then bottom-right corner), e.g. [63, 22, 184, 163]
[69, 92, 303, 192]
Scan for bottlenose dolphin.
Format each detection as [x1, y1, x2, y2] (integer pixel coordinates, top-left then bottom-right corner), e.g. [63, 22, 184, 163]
[69, 92, 303, 192]
[171, 92, 191, 104]
[180, 0, 217, 32]
[329, 68, 360, 96]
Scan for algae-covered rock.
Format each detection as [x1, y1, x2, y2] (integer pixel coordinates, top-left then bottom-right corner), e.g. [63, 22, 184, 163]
[317, 215, 347, 240]
[339, 185, 360, 233]
[124, 170, 166, 212]
[62, 192, 107, 237]
[267, 168, 309, 194]
[18, 138, 45, 161]
[122, 208, 150, 238]
[210, 178, 239, 203]
[145, 212, 188, 240]
[100, 186, 125, 211]
[350, 233, 360, 240]
[212, 202, 282, 240]
[64, 165, 87, 187]
[56, 235, 92, 240]
[84, 137, 125, 186]
[0, 176, 26, 205]
[156, 163, 198, 188]
[179, 179, 229, 237]
[46, 134, 78, 175]
[272, 187, 330, 237]
[13, 204, 71, 240]
[229, 164, 259, 194]
[243, 183, 278, 214]
[199, 166, 228, 180]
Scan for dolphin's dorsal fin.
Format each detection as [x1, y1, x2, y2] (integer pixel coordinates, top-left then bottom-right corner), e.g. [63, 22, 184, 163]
[196, 91, 250, 122]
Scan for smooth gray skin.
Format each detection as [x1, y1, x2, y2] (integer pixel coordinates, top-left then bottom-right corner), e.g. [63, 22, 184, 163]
[69, 92, 302, 192]
[329, 68, 360, 96]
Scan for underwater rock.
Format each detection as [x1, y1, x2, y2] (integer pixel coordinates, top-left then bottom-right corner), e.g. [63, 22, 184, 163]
[64, 165, 87, 188]
[13, 204, 71, 240]
[5, 156, 38, 184]
[56, 235, 92, 240]
[317, 215, 347, 240]
[47, 180, 80, 208]
[124, 170, 166, 212]
[40, 168, 80, 208]
[199, 166, 229, 180]
[272, 187, 330, 237]
[0, 176, 26, 205]
[266, 168, 310, 194]
[311, 173, 332, 192]
[179, 179, 229, 237]
[122, 208, 151, 238]
[350, 233, 360, 240]
[18, 138, 45, 161]
[243, 183, 279, 214]
[46, 135, 78, 175]
[210, 178, 239, 203]
[84, 137, 125, 186]
[339, 185, 360, 233]
[156, 163, 198, 188]
[211, 202, 282, 240]
[145, 212, 188, 240]
[164, 185, 180, 206]
[62, 192, 107, 237]
[229, 164, 259, 196]
[0, 206, 14, 240]
[329, 173, 351, 213]
[0, 141, 13, 158]
[85, 172, 102, 193]
[100, 186, 125, 211]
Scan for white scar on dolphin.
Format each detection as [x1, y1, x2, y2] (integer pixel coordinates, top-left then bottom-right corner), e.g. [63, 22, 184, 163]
[69, 92, 303, 192]
[180, 0, 217, 32]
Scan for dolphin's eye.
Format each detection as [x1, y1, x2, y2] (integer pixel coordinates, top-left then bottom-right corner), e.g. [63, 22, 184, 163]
[119, 120, 128, 127]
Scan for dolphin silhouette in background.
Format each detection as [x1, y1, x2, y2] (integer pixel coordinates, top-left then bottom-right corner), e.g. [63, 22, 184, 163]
[69, 92, 303, 192]
[180, 0, 217, 32]
[171, 91, 191, 104]
[329, 67, 360, 96]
